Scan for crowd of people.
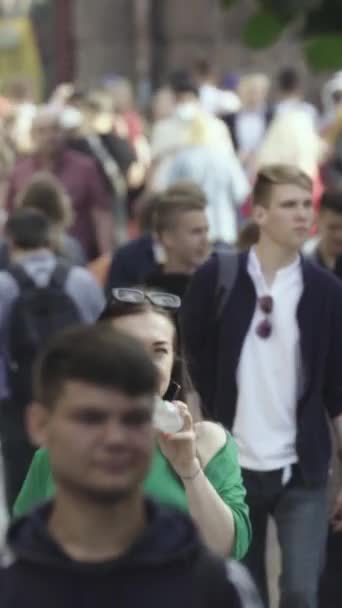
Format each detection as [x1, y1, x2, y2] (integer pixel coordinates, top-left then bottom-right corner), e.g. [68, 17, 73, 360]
[0, 61, 342, 607]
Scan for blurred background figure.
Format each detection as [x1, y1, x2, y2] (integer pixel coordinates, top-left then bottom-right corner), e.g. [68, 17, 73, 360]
[234, 73, 272, 177]
[322, 105, 342, 190]
[306, 191, 342, 278]
[5, 80, 37, 157]
[150, 70, 248, 244]
[0, 207, 105, 508]
[256, 109, 324, 180]
[103, 76, 151, 186]
[150, 86, 175, 123]
[321, 71, 342, 133]
[17, 172, 86, 266]
[193, 57, 240, 117]
[6, 105, 114, 261]
[275, 67, 318, 126]
[150, 69, 233, 189]
[61, 91, 137, 243]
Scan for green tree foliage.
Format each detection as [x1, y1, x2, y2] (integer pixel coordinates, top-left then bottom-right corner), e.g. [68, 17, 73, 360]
[243, 9, 287, 49]
[305, 35, 342, 71]
[221, 0, 342, 70]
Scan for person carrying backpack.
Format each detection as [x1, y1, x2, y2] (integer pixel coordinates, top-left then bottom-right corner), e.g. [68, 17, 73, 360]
[182, 165, 342, 608]
[0, 208, 105, 509]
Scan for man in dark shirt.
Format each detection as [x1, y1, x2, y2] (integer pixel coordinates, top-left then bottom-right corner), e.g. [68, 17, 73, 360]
[144, 189, 209, 299]
[309, 191, 342, 279]
[0, 325, 260, 608]
[308, 190, 342, 608]
[6, 106, 114, 261]
[106, 182, 209, 299]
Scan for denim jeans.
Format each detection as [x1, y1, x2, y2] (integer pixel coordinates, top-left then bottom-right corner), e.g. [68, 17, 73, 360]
[242, 467, 329, 608]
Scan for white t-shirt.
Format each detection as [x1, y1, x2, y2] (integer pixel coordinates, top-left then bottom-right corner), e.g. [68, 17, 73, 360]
[233, 249, 303, 471]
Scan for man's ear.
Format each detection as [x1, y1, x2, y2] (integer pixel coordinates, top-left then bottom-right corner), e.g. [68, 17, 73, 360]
[26, 402, 50, 448]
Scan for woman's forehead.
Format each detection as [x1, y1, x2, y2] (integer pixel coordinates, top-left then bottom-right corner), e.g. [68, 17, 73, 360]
[111, 311, 174, 343]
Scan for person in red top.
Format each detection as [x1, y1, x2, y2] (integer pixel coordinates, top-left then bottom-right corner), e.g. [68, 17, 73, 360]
[6, 106, 114, 261]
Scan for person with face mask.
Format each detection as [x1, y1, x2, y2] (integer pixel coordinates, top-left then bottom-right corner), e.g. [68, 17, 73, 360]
[150, 70, 234, 190]
[150, 71, 249, 244]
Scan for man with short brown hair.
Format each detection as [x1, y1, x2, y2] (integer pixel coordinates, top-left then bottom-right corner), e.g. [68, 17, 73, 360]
[106, 182, 209, 296]
[0, 324, 261, 608]
[182, 164, 342, 608]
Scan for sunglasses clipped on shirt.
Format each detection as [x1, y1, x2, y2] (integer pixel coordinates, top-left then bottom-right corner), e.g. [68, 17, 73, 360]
[111, 287, 181, 311]
[255, 295, 274, 339]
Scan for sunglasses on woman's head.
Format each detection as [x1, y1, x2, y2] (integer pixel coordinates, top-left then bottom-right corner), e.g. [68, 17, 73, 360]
[111, 288, 181, 311]
[255, 295, 273, 339]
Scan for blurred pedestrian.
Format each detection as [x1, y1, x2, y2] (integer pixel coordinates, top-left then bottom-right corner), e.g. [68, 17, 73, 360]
[234, 74, 272, 176]
[150, 70, 233, 191]
[307, 191, 342, 277]
[193, 57, 240, 116]
[154, 71, 249, 244]
[143, 190, 209, 298]
[2, 324, 260, 608]
[321, 71, 342, 133]
[150, 87, 175, 123]
[18, 172, 86, 265]
[0, 208, 104, 507]
[6, 106, 114, 261]
[0, 172, 86, 269]
[322, 104, 342, 190]
[304, 192, 342, 608]
[275, 67, 318, 126]
[106, 182, 207, 293]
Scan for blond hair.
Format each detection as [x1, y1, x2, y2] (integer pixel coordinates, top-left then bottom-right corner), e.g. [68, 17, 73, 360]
[253, 164, 313, 207]
[238, 73, 270, 109]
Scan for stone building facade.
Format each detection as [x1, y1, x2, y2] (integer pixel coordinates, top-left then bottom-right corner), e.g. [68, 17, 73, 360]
[71, 0, 324, 97]
[73, 0, 222, 88]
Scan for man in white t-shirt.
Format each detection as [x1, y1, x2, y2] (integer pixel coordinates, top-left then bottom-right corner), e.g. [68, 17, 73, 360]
[182, 164, 342, 608]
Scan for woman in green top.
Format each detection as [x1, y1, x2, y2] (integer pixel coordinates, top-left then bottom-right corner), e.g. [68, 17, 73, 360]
[14, 288, 251, 559]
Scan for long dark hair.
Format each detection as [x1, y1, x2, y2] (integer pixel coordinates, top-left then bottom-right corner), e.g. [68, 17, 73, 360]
[98, 297, 192, 403]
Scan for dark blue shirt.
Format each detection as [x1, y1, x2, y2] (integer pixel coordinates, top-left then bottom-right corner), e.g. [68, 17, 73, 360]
[106, 234, 157, 295]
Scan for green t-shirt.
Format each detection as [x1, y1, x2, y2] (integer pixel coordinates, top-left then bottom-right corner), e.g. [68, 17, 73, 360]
[13, 436, 251, 560]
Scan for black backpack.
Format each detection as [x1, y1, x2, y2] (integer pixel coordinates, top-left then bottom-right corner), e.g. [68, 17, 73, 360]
[6, 263, 81, 409]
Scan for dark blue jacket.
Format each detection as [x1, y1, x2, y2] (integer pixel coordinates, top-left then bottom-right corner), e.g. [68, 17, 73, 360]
[106, 234, 157, 295]
[0, 500, 259, 608]
[181, 252, 342, 486]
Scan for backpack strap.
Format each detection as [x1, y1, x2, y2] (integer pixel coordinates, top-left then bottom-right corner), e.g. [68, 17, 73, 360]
[49, 261, 71, 289]
[7, 264, 35, 290]
[215, 250, 239, 321]
[8, 262, 71, 290]
[195, 551, 263, 608]
[226, 561, 264, 608]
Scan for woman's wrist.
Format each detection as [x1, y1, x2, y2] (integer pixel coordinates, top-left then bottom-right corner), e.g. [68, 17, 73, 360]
[177, 458, 202, 481]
